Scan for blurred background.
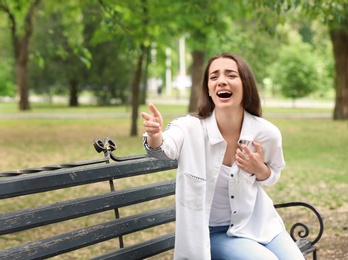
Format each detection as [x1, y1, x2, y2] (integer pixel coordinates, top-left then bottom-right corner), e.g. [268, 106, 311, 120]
[0, 1, 347, 259]
[1, 1, 347, 129]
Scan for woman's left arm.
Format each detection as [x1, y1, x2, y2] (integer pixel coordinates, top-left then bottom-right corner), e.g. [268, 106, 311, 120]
[235, 140, 285, 185]
[235, 141, 271, 181]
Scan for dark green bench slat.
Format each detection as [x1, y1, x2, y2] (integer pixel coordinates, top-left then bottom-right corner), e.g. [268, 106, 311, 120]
[0, 158, 178, 199]
[92, 232, 175, 260]
[0, 206, 175, 260]
[0, 179, 175, 235]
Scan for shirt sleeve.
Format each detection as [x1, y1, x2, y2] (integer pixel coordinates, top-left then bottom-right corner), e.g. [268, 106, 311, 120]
[256, 124, 285, 186]
[142, 133, 171, 160]
[142, 116, 188, 160]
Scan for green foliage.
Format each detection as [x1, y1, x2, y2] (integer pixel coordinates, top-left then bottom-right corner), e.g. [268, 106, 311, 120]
[269, 24, 334, 99]
[0, 0, 39, 36]
[310, 22, 335, 97]
[0, 71, 16, 97]
[0, 16, 15, 96]
[26, 1, 133, 104]
[0, 0, 42, 102]
[271, 42, 318, 99]
[0, 0, 338, 104]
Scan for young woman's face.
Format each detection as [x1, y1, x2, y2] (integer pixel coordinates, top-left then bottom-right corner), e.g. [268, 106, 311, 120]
[207, 57, 243, 111]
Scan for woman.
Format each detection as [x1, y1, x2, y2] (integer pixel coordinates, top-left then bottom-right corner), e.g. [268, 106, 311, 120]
[141, 53, 304, 260]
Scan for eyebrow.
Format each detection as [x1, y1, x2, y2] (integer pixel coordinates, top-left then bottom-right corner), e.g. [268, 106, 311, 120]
[209, 69, 238, 75]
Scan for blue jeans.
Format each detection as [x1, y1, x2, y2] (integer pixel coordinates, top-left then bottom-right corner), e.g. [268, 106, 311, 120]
[209, 226, 305, 260]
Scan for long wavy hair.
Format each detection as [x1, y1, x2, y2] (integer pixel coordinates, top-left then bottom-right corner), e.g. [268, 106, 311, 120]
[197, 53, 262, 118]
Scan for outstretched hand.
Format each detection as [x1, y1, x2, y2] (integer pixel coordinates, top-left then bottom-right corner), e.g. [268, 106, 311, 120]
[235, 141, 270, 181]
[141, 103, 163, 148]
[141, 103, 163, 135]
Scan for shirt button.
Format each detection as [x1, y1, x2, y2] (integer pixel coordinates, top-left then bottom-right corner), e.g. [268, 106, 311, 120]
[230, 224, 234, 227]
[231, 195, 234, 199]
[233, 211, 237, 214]
[230, 174, 234, 177]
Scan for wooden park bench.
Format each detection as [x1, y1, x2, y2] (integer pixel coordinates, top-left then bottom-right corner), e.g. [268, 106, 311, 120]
[0, 137, 324, 260]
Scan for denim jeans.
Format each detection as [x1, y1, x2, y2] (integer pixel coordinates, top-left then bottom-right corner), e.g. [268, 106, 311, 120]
[209, 226, 305, 260]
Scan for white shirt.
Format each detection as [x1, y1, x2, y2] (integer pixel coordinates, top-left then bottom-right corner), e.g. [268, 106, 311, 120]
[144, 110, 286, 260]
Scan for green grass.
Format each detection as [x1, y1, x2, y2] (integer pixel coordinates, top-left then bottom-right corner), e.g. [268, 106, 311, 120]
[1, 102, 346, 208]
[265, 118, 348, 210]
[0, 102, 347, 259]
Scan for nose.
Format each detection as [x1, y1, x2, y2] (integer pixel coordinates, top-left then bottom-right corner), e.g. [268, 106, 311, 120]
[217, 75, 227, 86]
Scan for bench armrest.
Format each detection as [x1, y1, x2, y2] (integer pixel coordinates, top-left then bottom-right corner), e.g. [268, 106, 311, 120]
[274, 201, 324, 246]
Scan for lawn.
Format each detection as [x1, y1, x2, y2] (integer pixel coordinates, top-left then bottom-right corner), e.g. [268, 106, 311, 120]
[0, 102, 347, 259]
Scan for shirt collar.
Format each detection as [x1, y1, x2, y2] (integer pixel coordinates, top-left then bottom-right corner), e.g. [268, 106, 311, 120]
[239, 111, 254, 143]
[205, 110, 254, 145]
[205, 110, 224, 145]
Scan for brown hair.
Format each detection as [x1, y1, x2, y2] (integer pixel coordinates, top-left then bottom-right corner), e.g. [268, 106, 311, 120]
[197, 53, 262, 118]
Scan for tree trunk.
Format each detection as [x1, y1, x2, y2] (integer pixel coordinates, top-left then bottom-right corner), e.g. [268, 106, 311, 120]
[9, 0, 41, 111]
[130, 44, 145, 136]
[329, 22, 348, 120]
[69, 79, 79, 107]
[188, 50, 204, 113]
[16, 41, 30, 110]
[140, 47, 150, 105]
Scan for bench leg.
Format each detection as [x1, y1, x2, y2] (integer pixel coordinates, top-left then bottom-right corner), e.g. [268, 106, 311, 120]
[313, 249, 317, 260]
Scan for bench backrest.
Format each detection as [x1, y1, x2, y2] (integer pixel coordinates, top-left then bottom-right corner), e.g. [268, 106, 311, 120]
[0, 156, 178, 260]
[0, 136, 324, 259]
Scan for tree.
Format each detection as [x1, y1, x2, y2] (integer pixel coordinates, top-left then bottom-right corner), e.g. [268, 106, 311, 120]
[1, 1, 96, 108]
[0, 0, 41, 110]
[270, 34, 319, 106]
[328, 11, 348, 120]
[0, 17, 15, 97]
[85, 33, 133, 105]
[28, 1, 133, 107]
[297, 1, 347, 119]
[167, 1, 233, 113]
[172, 1, 284, 113]
[98, 0, 146, 136]
[42, 0, 92, 107]
[99, 0, 182, 136]
[255, 0, 348, 120]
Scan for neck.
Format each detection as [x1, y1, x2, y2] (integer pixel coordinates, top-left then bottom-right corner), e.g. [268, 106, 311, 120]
[215, 107, 244, 137]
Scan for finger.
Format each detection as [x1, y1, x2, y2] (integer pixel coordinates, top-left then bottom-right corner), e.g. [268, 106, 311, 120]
[235, 152, 243, 163]
[141, 112, 152, 121]
[143, 122, 161, 132]
[236, 147, 244, 157]
[253, 141, 262, 154]
[240, 144, 252, 155]
[235, 154, 247, 170]
[143, 119, 160, 128]
[148, 103, 161, 117]
[236, 149, 248, 163]
[145, 127, 161, 135]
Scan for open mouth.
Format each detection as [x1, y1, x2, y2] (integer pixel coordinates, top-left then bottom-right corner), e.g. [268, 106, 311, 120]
[217, 91, 232, 99]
